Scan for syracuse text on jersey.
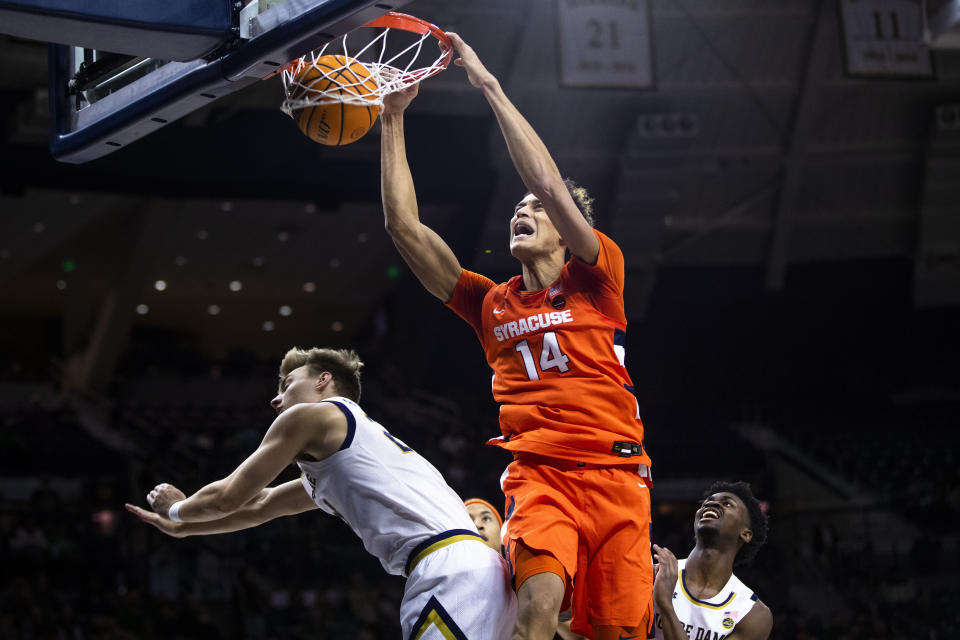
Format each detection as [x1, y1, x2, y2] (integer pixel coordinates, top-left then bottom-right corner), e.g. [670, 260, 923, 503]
[492, 309, 574, 342]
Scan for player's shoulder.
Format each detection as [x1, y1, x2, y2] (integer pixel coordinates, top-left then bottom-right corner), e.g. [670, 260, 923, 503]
[733, 597, 772, 640]
[459, 268, 502, 292]
[568, 228, 622, 270]
[277, 401, 350, 431]
[592, 227, 613, 242]
[577, 227, 617, 250]
[749, 598, 773, 629]
[593, 228, 623, 259]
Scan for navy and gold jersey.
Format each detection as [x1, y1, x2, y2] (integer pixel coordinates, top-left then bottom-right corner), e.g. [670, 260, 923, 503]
[651, 559, 758, 640]
[296, 397, 475, 576]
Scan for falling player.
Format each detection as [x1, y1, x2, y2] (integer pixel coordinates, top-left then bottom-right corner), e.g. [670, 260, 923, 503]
[652, 481, 772, 640]
[465, 497, 504, 553]
[381, 32, 652, 640]
[126, 347, 516, 639]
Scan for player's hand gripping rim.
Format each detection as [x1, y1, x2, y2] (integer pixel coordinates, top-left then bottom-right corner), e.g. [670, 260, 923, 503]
[381, 80, 420, 116]
[446, 32, 496, 90]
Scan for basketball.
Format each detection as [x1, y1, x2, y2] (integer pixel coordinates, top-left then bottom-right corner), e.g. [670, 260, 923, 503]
[291, 55, 380, 146]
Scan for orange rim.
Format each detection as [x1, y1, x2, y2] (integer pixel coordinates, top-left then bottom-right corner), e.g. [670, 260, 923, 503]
[274, 12, 452, 81]
[364, 12, 454, 69]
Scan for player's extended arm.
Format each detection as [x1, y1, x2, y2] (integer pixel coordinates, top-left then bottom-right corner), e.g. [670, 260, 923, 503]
[726, 601, 773, 640]
[380, 83, 463, 302]
[652, 544, 690, 640]
[126, 479, 318, 537]
[447, 32, 599, 264]
[145, 403, 332, 522]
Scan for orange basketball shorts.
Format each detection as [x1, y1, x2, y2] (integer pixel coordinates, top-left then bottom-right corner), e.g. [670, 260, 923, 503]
[501, 454, 654, 638]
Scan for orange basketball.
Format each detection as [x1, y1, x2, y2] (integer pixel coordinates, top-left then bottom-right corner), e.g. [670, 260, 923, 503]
[291, 55, 380, 146]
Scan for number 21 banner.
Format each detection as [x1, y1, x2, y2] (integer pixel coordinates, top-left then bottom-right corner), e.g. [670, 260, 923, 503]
[557, 0, 655, 88]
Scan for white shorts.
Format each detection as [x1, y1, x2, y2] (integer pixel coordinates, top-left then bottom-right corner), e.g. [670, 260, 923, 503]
[401, 535, 516, 640]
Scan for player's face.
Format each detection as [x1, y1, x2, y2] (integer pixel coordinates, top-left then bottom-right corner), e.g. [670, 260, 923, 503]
[694, 492, 751, 542]
[270, 365, 322, 414]
[467, 503, 502, 553]
[509, 193, 564, 261]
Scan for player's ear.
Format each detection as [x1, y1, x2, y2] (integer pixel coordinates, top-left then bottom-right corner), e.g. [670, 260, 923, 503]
[740, 527, 753, 545]
[314, 371, 332, 391]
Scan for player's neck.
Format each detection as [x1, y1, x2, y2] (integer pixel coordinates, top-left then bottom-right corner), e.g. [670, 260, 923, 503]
[684, 546, 736, 597]
[313, 388, 341, 403]
[519, 254, 564, 292]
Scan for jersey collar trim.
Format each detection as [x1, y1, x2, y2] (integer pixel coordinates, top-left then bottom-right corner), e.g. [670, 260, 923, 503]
[679, 568, 736, 609]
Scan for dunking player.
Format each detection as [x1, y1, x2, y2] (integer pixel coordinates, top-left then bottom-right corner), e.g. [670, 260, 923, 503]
[126, 347, 516, 639]
[381, 33, 653, 640]
[652, 481, 773, 640]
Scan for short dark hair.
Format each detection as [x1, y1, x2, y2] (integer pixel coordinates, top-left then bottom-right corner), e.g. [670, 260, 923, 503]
[704, 480, 768, 566]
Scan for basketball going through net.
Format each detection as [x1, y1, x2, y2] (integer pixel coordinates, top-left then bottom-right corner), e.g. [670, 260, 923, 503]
[280, 12, 452, 146]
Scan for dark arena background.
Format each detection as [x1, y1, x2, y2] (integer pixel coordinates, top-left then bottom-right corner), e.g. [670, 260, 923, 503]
[1, 1, 959, 638]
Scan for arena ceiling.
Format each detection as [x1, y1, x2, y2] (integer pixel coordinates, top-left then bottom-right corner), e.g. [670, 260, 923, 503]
[1, 0, 959, 369]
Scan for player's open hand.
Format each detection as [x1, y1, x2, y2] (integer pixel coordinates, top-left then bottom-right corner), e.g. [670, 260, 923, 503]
[652, 543, 679, 608]
[146, 483, 186, 519]
[446, 32, 496, 89]
[381, 81, 420, 116]
[124, 503, 187, 538]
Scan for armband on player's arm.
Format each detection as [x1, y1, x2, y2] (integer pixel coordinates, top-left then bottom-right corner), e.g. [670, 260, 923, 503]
[167, 500, 185, 522]
[170, 404, 319, 522]
[175, 481, 318, 537]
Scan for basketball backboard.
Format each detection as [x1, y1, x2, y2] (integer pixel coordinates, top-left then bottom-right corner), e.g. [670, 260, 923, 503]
[34, 0, 411, 163]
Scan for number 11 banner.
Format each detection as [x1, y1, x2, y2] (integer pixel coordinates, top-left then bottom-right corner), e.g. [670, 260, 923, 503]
[557, 0, 655, 88]
[840, 0, 934, 78]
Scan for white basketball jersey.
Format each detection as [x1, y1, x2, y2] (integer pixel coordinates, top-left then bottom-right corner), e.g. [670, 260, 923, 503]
[295, 397, 476, 576]
[651, 559, 758, 640]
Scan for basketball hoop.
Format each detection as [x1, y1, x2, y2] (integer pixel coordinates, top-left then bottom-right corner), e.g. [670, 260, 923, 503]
[280, 12, 453, 115]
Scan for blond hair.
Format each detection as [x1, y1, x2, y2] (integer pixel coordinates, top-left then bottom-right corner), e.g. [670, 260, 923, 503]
[563, 179, 595, 227]
[279, 347, 363, 402]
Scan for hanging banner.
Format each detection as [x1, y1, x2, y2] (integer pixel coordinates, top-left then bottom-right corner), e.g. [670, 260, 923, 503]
[839, 0, 934, 78]
[556, 0, 655, 88]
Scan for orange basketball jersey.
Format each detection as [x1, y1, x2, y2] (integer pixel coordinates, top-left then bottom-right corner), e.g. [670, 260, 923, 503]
[446, 229, 651, 466]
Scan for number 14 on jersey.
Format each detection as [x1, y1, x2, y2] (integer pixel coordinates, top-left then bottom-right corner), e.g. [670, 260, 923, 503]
[515, 331, 570, 381]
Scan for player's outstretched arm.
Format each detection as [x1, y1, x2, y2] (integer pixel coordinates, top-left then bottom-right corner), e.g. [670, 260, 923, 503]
[139, 403, 335, 523]
[125, 479, 318, 538]
[380, 83, 463, 302]
[446, 32, 599, 264]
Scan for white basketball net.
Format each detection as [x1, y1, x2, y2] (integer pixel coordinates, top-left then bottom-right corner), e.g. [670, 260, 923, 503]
[281, 20, 451, 115]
